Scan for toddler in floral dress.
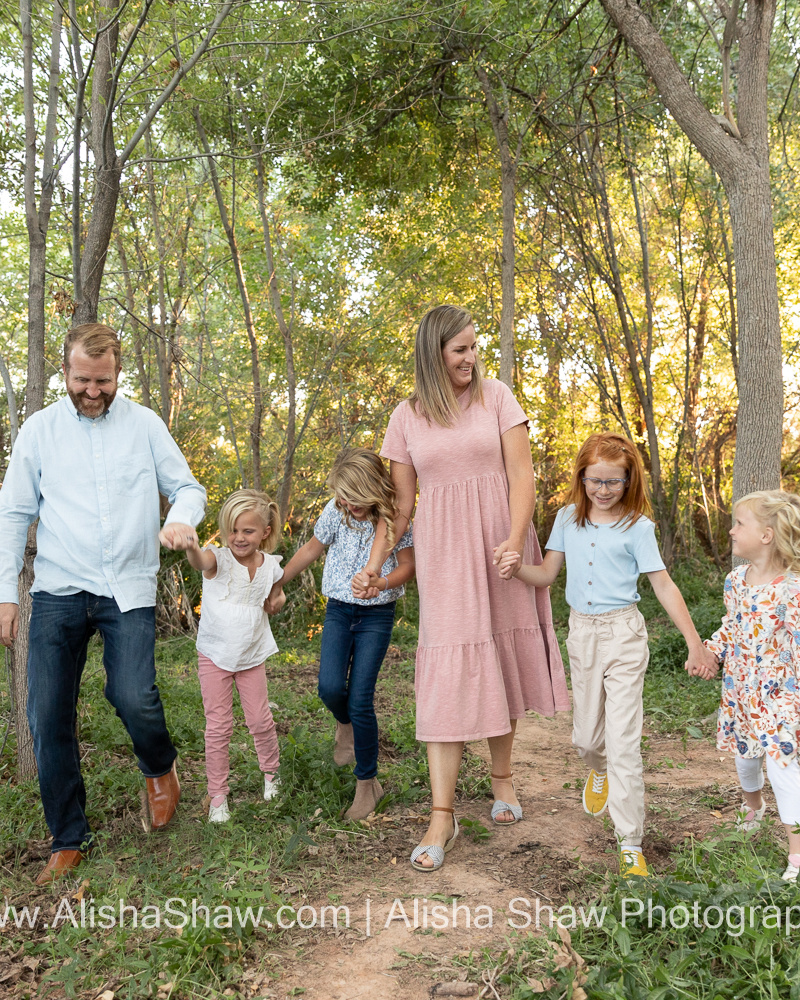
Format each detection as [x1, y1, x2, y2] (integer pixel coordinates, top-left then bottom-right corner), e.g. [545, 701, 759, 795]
[699, 490, 800, 881]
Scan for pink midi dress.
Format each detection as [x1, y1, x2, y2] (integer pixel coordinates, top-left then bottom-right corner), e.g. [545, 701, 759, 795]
[381, 378, 569, 742]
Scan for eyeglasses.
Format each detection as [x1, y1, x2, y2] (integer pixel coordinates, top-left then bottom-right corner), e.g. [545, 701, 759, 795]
[581, 477, 628, 492]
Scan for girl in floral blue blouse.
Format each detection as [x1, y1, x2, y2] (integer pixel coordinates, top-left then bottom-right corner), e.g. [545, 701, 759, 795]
[266, 448, 414, 820]
[700, 490, 800, 881]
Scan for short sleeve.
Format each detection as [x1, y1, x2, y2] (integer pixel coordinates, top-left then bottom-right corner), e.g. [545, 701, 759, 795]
[380, 404, 414, 466]
[314, 499, 340, 547]
[631, 518, 665, 573]
[203, 545, 225, 569]
[205, 545, 223, 570]
[270, 554, 284, 587]
[705, 571, 736, 660]
[493, 380, 530, 437]
[395, 524, 413, 550]
[546, 508, 567, 552]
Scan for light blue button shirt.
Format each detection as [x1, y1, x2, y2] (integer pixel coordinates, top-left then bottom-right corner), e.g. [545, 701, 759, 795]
[546, 504, 665, 614]
[0, 394, 206, 611]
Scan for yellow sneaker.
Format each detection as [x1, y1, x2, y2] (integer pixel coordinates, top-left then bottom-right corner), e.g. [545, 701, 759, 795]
[582, 769, 608, 815]
[620, 848, 649, 878]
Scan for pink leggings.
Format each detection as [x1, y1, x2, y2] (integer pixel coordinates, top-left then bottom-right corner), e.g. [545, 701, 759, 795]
[197, 653, 280, 799]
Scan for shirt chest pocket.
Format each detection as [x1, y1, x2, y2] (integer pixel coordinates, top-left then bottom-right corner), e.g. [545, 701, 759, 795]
[114, 452, 156, 496]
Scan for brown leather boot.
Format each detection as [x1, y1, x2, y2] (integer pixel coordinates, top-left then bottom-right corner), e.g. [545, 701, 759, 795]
[146, 761, 180, 829]
[344, 778, 384, 821]
[333, 722, 355, 766]
[35, 849, 85, 886]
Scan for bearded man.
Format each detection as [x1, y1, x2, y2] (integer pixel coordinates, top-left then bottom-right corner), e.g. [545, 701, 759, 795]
[0, 323, 206, 884]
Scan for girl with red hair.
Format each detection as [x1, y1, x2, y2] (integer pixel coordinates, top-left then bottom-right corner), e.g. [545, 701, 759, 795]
[497, 432, 716, 877]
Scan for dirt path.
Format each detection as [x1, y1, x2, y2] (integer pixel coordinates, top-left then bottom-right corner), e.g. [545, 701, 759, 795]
[260, 708, 741, 1000]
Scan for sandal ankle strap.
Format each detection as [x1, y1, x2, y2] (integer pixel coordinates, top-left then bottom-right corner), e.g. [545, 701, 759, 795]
[491, 773, 513, 780]
[431, 806, 455, 814]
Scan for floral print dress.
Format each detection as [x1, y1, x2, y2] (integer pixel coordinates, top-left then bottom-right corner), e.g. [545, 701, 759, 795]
[706, 565, 800, 765]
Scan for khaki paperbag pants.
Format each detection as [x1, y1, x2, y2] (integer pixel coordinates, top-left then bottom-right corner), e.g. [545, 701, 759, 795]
[567, 603, 649, 845]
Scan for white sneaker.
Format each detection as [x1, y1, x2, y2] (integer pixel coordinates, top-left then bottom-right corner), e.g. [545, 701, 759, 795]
[263, 776, 281, 802]
[782, 860, 800, 883]
[735, 800, 766, 832]
[208, 797, 230, 823]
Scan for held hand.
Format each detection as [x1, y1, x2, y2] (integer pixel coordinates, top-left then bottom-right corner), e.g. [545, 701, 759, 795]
[264, 588, 286, 615]
[351, 568, 380, 598]
[493, 543, 522, 580]
[685, 645, 719, 680]
[160, 523, 199, 552]
[0, 603, 19, 647]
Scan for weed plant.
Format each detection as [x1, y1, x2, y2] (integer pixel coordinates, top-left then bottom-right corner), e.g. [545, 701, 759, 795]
[0, 558, 755, 997]
[472, 823, 800, 998]
[0, 583, 433, 999]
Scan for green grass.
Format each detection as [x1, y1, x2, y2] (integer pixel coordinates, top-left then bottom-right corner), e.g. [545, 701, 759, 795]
[0, 558, 747, 998]
[461, 823, 800, 999]
[0, 606, 429, 998]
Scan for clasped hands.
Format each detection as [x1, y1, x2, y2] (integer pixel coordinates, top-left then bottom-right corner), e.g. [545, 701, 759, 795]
[350, 568, 383, 601]
[685, 646, 719, 680]
[159, 523, 200, 552]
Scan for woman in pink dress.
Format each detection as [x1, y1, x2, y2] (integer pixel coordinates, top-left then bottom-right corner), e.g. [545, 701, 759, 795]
[355, 305, 568, 871]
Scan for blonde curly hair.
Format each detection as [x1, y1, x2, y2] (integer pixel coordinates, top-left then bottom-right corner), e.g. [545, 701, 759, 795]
[734, 490, 800, 572]
[327, 448, 398, 549]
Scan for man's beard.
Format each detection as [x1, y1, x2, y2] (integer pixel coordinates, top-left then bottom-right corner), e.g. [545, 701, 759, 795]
[68, 388, 116, 418]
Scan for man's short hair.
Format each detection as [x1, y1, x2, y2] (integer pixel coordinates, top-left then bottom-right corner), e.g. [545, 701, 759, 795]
[64, 324, 121, 370]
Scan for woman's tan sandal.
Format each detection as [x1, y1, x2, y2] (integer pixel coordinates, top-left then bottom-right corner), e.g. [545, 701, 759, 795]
[491, 772, 523, 825]
[409, 806, 459, 872]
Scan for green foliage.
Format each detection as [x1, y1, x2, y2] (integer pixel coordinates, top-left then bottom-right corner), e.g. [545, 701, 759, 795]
[477, 827, 800, 999]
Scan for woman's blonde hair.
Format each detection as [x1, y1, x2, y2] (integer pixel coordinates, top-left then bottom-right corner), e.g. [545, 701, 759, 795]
[218, 489, 281, 553]
[408, 304, 483, 427]
[327, 448, 398, 548]
[566, 432, 652, 529]
[734, 490, 800, 572]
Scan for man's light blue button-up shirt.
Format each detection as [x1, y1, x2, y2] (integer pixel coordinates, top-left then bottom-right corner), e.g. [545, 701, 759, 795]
[0, 394, 206, 611]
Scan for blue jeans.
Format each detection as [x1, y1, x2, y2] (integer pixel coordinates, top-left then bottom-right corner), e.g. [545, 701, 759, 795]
[318, 598, 396, 780]
[26, 592, 177, 853]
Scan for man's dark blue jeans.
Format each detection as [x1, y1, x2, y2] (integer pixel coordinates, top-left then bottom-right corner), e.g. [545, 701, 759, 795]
[26, 592, 177, 853]
[318, 598, 396, 780]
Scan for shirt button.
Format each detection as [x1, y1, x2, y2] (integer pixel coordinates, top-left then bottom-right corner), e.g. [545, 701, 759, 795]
[589, 562, 593, 566]
[588, 601, 592, 606]
[591, 543, 595, 547]
[588, 581, 592, 585]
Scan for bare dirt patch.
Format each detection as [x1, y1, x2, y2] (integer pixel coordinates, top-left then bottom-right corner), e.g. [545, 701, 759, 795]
[263, 706, 742, 1000]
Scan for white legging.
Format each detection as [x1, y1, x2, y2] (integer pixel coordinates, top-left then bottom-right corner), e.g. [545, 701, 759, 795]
[735, 755, 800, 825]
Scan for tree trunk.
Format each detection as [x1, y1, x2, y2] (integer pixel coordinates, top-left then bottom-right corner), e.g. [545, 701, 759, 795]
[16, 0, 62, 780]
[9, 526, 37, 779]
[474, 62, 516, 387]
[73, 0, 122, 326]
[597, 0, 782, 502]
[195, 108, 264, 490]
[251, 144, 297, 524]
[726, 166, 782, 495]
